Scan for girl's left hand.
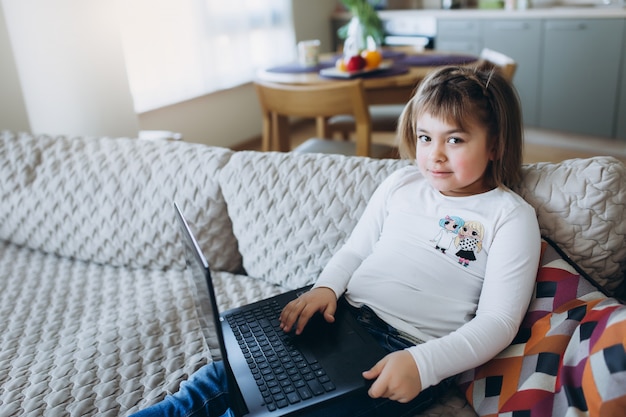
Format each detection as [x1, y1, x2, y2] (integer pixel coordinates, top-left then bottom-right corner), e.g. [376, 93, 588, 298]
[362, 350, 422, 403]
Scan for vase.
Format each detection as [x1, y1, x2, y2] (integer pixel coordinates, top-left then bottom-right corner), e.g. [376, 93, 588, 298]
[342, 16, 378, 58]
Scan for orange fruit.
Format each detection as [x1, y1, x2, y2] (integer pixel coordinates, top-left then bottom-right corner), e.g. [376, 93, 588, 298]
[361, 49, 383, 69]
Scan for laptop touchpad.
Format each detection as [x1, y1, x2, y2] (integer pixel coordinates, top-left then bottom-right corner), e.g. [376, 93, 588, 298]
[294, 308, 368, 355]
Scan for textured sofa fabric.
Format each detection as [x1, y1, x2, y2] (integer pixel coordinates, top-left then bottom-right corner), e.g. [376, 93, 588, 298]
[219, 151, 410, 290]
[517, 160, 626, 293]
[0, 131, 241, 272]
[0, 131, 625, 416]
[0, 240, 211, 415]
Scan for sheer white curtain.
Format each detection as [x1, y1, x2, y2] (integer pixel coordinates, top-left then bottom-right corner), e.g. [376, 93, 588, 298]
[116, 0, 295, 113]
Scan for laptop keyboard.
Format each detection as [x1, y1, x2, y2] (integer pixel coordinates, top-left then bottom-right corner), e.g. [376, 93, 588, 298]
[226, 300, 336, 412]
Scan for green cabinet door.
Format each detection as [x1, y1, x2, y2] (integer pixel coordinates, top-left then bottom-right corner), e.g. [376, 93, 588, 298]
[539, 19, 625, 138]
[483, 19, 542, 126]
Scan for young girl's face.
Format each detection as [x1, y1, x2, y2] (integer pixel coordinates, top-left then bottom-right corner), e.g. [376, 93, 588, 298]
[415, 112, 494, 197]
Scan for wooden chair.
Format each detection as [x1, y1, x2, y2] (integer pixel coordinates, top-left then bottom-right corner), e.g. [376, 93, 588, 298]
[326, 48, 517, 140]
[253, 79, 396, 158]
[477, 47, 517, 82]
[326, 103, 405, 141]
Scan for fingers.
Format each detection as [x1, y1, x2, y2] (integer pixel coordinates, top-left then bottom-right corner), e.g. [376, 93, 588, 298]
[292, 300, 318, 335]
[322, 302, 336, 324]
[278, 287, 336, 335]
[279, 296, 318, 334]
[363, 351, 422, 403]
[368, 375, 409, 403]
[363, 357, 387, 398]
[362, 356, 385, 381]
[279, 298, 308, 333]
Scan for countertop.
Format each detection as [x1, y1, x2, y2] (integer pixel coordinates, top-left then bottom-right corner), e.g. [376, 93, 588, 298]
[382, 7, 625, 18]
[333, 6, 626, 20]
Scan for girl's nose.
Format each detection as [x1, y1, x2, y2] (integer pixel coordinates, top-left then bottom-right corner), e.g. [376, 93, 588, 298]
[430, 142, 446, 162]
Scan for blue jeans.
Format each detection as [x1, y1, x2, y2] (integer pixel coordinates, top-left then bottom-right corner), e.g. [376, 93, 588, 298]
[130, 361, 233, 417]
[351, 304, 417, 352]
[130, 305, 451, 417]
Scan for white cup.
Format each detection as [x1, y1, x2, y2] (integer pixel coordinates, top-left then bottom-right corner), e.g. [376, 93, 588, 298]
[297, 40, 321, 67]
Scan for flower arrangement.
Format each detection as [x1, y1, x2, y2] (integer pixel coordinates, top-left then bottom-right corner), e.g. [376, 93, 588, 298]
[337, 0, 384, 48]
[334, 0, 385, 72]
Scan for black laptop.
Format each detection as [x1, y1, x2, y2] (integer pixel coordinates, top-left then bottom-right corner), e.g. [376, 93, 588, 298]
[174, 202, 389, 416]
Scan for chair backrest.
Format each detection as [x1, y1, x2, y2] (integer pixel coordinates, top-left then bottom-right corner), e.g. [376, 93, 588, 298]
[479, 48, 517, 82]
[254, 79, 373, 157]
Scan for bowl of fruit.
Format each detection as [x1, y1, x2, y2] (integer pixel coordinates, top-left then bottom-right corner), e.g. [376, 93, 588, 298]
[321, 49, 391, 78]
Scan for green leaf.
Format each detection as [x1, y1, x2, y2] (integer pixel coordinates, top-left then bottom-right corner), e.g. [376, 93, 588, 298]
[337, 0, 384, 45]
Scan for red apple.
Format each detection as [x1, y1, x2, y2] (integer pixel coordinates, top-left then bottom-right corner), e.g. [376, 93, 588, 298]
[346, 55, 366, 72]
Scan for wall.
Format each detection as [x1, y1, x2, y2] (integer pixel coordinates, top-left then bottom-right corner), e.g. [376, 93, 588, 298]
[0, 5, 29, 132]
[0, 0, 338, 147]
[1, 0, 139, 138]
[138, 0, 338, 147]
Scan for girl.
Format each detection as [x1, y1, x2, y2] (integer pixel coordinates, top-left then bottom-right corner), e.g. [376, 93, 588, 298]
[132, 65, 541, 416]
[279, 65, 541, 412]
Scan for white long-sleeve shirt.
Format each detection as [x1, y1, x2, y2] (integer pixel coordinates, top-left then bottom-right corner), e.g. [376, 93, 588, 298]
[314, 166, 541, 389]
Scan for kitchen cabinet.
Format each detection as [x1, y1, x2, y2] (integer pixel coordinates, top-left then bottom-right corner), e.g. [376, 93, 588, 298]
[436, 19, 482, 56]
[616, 20, 626, 141]
[436, 18, 543, 126]
[539, 19, 624, 138]
[436, 16, 626, 138]
[482, 19, 542, 126]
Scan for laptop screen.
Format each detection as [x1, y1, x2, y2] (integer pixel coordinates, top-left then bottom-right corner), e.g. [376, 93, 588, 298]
[174, 202, 229, 360]
[174, 202, 248, 415]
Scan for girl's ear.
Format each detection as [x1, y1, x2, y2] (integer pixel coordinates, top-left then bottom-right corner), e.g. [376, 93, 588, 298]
[488, 137, 500, 161]
[489, 147, 497, 161]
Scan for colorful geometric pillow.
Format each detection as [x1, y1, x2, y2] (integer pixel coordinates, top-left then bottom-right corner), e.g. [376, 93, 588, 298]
[457, 239, 626, 417]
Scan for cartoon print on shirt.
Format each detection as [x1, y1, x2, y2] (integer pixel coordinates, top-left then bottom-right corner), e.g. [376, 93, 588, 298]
[431, 215, 464, 254]
[454, 220, 485, 267]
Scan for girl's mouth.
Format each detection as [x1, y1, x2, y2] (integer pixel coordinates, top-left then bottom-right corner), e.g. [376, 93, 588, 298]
[429, 169, 451, 176]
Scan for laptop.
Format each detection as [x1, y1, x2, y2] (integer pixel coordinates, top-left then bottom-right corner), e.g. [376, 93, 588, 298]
[173, 202, 389, 416]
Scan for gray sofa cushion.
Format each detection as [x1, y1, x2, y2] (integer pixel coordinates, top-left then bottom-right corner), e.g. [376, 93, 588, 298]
[0, 131, 241, 272]
[517, 157, 626, 293]
[219, 151, 410, 289]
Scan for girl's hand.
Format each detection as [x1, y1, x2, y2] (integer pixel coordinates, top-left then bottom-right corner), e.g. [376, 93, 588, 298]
[362, 350, 422, 403]
[279, 287, 337, 335]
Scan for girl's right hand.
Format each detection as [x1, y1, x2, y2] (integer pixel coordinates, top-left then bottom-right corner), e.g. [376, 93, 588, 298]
[279, 287, 337, 335]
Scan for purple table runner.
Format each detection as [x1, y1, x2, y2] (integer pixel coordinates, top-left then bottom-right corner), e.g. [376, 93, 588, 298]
[397, 54, 478, 67]
[265, 61, 335, 74]
[264, 52, 478, 77]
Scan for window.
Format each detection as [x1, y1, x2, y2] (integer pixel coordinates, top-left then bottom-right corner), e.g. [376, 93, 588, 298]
[116, 0, 295, 113]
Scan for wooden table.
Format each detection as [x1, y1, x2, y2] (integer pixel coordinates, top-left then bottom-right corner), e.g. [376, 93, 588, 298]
[256, 56, 435, 106]
[255, 50, 479, 151]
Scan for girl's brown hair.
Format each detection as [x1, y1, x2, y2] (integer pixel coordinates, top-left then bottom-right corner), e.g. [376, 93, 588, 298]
[397, 64, 524, 189]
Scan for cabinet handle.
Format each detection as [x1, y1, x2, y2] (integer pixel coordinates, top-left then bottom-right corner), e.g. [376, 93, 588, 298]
[492, 22, 531, 31]
[546, 21, 587, 31]
[442, 22, 475, 31]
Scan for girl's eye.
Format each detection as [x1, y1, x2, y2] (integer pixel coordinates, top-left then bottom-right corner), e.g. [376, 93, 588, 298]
[417, 135, 430, 143]
[447, 137, 463, 144]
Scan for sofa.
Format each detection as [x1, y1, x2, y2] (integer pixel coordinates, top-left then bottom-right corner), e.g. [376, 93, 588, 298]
[1, 130, 625, 417]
